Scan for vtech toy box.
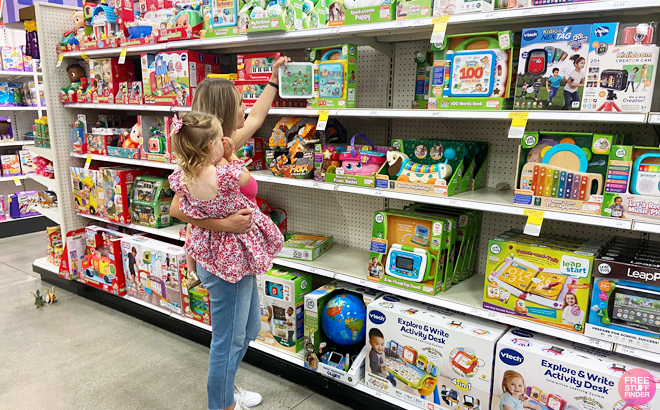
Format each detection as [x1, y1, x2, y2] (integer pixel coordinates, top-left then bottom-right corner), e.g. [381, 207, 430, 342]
[365, 294, 508, 409]
[493, 328, 660, 410]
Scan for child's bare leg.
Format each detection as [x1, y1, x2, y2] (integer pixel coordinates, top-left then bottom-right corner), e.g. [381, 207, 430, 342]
[185, 223, 197, 274]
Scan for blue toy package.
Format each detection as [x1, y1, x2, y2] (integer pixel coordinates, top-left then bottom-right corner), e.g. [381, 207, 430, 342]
[514, 24, 592, 111]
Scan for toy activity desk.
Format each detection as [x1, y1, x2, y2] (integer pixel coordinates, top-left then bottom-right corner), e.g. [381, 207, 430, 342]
[387, 342, 438, 396]
[526, 386, 573, 410]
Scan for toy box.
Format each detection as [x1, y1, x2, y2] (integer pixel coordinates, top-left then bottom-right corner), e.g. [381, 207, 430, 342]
[366, 295, 508, 409]
[139, 115, 173, 162]
[18, 150, 34, 175]
[200, 4, 244, 39]
[206, 0, 237, 29]
[430, 31, 516, 110]
[304, 280, 384, 385]
[433, 0, 494, 16]
[302, 0, 327, 29]
[587, 236, 660, 354]
[514, 131, 626, 216]
[80, 226, 128, 296]
[107, 121, 141, 159]
[483, 230, 604, 333]
[600, 145, 660, 222]
[278, 233, 333, 261]
[1, 47, 23, 71]
[234, 80, 270, 108]
[181, 264, 211, 326]
[71, 167, 102, 216]
[317, 133, 388, 188]
[310, 44, 357, 109]
[0, 117, 12, 142]
[324, 0, 395, 26]
[59, 228, 87, 280]
[130, 175, 174, 228]
[237, 137, 265, 171]
[397, 0, 432, 20]
[1, 154, 20, 177]
[493, 328, 660, 410]
[514, 24, 591, 111]
[0, 195, 5, 222]
[141, 51, 220, 106]
[100, 167, 146, 225]
[238, 52, 283, 81]
[128, 82, 143, 105]
[121, 236, 184, 315]
[266, 118, 321, 179]
[46, 226, 63, 267]
[582, 24, 659, 112]
[246, 0, 302, 33]
[387, 139, 489, 197]
[71, 115, 87, 154]
[89, 58, 136, 104]
[368, 209, 456, 295]
[256, 267, 313, 353]
[8, 190, 41, 218]
[165, 4, 204, 41]
[86, 127, 114, 155]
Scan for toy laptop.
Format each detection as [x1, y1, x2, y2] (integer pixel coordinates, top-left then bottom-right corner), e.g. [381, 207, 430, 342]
[304, 280, 384, 386]
[587, 236, 660, 353]
[484, 230, 604, 333]
[514, 24, 591, 111]
[256, 267, 312, 353]
[582, 22, 660, 113]
[366, 295, 508, 409]
[129, 175, 174, 228]
[514, 131, 626, 215]
[601, 145, 660, 222]
[277, 233, 333, 261]
[429, 31, 516, 110]
[368, 209, 455, 295]
[493, 328, 660, 410]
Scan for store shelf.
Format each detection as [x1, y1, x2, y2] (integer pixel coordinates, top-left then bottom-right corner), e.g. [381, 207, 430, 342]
[80, 213, 184, 241]
[64, 103, 176, 112]
[70, 152, 177, 170]
[0, 106, 42, 111]
[29, 146, 53, 161]
[33, 256, 59, 274]
[27, 173, 57, 190]
[0, 175, 26, 182]
[37, 206, 60, 224]
[0, 140, 34, 148]
[353, 383, 420, 410]
[248, 341, 306, 367]
[0, 214, 43, 224]
[253, 171, 336, 191]
[0, 70, 42, 77]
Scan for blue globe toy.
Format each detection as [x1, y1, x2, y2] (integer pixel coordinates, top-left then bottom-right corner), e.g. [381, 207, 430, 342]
[321, 293, 366, 346]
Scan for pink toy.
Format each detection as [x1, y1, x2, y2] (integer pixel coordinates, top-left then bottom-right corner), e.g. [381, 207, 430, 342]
[338, 134, 386, 176]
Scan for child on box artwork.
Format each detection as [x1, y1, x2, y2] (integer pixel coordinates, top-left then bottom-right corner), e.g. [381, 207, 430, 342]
[500, 370, 540, 410]
[368, 328, 400, 379]
[563, 55, 586, 110]
[546, 68, 562, 106]
[561, 292, 584, 325]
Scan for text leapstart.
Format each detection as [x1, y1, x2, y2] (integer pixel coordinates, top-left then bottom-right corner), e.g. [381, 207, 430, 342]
[542, 359, 614, 393]
[398, 318, 448, 343]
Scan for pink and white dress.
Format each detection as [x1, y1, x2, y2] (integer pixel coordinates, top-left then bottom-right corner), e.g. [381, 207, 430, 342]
[169, 160, 284, 283]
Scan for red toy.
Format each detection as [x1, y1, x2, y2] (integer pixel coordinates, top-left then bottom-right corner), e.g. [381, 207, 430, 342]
[80, 226, 128, 296]
[450, 350, 478, 374]
[238, 52, 283, 81]
[100, 167, 147, 224]
[89, 58, 137, 104]
[139, 115, 173, 162]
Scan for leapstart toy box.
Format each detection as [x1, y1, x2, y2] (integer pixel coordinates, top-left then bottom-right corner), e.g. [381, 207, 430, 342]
[256, 266, 312, 353]
[582, 22, 660, 113]
[493, 328, 660, 410]
[368, 209, 456, 295]
[587, 236, 660, 354]
[366, 295, 508, 409]
[514, 24, 591, 111]
[484, 230, 604, 333]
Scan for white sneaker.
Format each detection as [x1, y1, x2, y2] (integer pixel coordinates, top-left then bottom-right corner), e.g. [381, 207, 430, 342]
[233, 401, 250, 410]
[234, 385, 262, 407]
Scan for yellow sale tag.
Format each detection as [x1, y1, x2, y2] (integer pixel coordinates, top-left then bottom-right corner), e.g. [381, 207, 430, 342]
[84, 154, 92, 170]
[81, 52, 88, 60]
[13, 177, 20, 186]
[508, 111, 529, 139]
[522, 209, 544, 236]
[317, 110, 330, 131]
[119, 48, 128, 64]
[511, 117, 528, 128]
[56, 54, 64, 68]
[430, 15, 450, 46]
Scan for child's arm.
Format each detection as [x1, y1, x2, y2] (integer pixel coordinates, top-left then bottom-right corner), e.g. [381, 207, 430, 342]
[523, 400, 541, 410]
[223, 137, 253, 187]
[185, 223, 197, 274]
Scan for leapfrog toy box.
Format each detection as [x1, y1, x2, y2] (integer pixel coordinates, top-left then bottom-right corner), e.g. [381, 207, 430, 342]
[493, 328, 660, 410]
[121, 236, 184, 315]
[368, 209, 456, 295]
[366, 295, 508, 409]
[484, 230, 604, 333]
[307, 44, 357, 109]
[587, 236, 660, 354]
[255, 266, 312, 353]
[514, 24, 591, 111]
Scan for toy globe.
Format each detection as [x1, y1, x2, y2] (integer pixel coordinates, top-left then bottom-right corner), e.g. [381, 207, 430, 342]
[321, 293, 366, 346]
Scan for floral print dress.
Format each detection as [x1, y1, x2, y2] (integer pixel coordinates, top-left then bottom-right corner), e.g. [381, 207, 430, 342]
[169, 160, 284, 283]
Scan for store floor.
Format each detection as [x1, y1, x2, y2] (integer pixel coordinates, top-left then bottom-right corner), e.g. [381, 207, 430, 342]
[0, 232, 351, 410]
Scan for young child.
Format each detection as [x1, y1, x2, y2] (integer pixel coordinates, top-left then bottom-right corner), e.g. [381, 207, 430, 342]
[563, 55, 586, 110]
[546, 68, 562, 106]
[626, 67, 639, 92]
[607, 196, 625, 218]
[561, 292, 584, 325]
[500, 370, 540, 410]
[368, 328, 400, 378]
[637, 64, 649, 91]
[285, 307, 295, 341]
[520, 81, 528, 99]
[168, 111, 284, 285]
[533, 78, 543, 101]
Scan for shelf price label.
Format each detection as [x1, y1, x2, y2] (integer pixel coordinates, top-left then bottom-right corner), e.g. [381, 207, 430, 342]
[508, 111, 529, 139]
[12, 177, 21, 186]
[56, 54, 64, 68]
[84, 154, 92, 170]
[80, 52, 88, 60]
[118, 48, 128, 64]
[522, 209, 544, 236]
[317, 110, 330, 131]
[430, 15, 450, 47]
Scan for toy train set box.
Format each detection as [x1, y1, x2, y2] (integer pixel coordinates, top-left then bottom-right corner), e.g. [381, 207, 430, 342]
[368, 209, 456, 296]
[256, 267, 312, 353]
[120, 236, 185, 315]
[493, 328, 660, 410]
[365, 295, 508, 409]
[586, 237, 660, 353]
[483, 230, 604, 333]
[601, 145, 660, 223]
[514, 131, 627, 215]
[429, 31, 517, 111]
[387, 139, 489, 198]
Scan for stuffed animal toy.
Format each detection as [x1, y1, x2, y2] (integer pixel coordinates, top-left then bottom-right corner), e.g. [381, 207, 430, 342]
[122, 122, 142, 149]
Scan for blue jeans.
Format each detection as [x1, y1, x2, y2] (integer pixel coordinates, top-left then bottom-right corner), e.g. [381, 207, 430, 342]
[197, 265, 261, 410]
[548, 86, 559, 104]
[563, 89, 579, 110]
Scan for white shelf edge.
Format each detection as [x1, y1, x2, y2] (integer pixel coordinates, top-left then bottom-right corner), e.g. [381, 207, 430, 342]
[353, 383, 421, 410]
[37, 206, 61, 224]
[27, 173, 57, 190]
[0, 214, 43, 224]
[64, 103, 175, 112]
[29, 146, 53, 161]
[125, 294, 174, 316]
[0, 70, 42, 77]
[33, 257, 59, 274]
[79, 213, 185, 241]
[0, 106, 42, 111]
[0, 175, 27, 182]
[0, 140, 34, 147]
[70, 152, 178, 170]
[248, 341, 305, 367]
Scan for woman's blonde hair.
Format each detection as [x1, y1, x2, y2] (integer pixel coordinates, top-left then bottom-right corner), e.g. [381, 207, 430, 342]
[192, 78, 242, 138]
[171, 111, 223, 182]
[501, 370, 525, 400]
